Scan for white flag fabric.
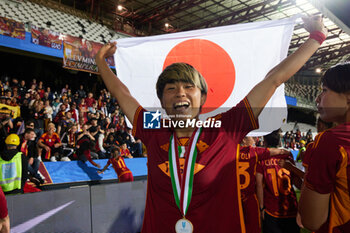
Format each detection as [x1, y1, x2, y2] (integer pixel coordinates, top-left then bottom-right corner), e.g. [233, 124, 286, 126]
[114, 17, 298, 135]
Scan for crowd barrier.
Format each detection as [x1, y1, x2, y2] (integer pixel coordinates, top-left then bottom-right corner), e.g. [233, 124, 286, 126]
[7, 180, 147, 233]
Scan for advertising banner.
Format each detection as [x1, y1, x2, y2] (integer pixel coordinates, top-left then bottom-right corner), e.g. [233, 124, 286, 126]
[31, 25, 62, 49]
[0, 16, 25, 40]
[63, 35, 114, 74]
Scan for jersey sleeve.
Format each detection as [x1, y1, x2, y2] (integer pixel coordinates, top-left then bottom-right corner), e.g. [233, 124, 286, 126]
[107, 159, 111, 166]
[39, 133, 46, 142]
[255, 147, 270, 161]
[55, 133, 61, 143]
[132, 106, 148, 143]
[302, 142, 314, 168]
[305, 133, 343, 194]
[213, 97, 259, 143]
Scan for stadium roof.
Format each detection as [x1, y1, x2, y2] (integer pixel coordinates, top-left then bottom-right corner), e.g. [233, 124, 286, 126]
[37, 0, 350, 72]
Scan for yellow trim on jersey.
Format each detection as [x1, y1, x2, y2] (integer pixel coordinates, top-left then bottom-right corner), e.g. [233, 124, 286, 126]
[253, 194, 261, 228]
[265, 209, 297, 219]
[328, 146, 350, 233]
[236, 144, 246, 233]
[312, 132, 325, 149]
[132, 106, 143, 136]
[119, 170, 132, 178]
[243, 98, 258, 129]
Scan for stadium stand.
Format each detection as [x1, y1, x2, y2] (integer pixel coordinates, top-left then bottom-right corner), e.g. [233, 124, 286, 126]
[0, 0, 126, 42]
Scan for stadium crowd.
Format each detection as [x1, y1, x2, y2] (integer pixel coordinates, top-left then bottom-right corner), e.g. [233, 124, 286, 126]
[0, 75, 316, 192]
[0, 76, 145, 192]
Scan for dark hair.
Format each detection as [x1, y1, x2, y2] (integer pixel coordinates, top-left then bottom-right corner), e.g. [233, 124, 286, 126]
[263, 129, 281, 148]
[25, 119, 35, 127]
[24, 128, 35, 134]
[321, 63, 350, 93]
[111, 146, 121, 155]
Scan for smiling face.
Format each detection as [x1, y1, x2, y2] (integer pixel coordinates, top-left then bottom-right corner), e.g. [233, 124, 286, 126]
[161, 81, 206, 120]
[157, 63, 207, 120]
[316, 85, 349, 124]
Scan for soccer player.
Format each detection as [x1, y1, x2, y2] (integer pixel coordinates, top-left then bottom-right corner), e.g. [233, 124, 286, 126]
[96, 16, 326, 233]
[299, 63, 350, 233]
[98, 147, 134, 182]
[256, 130, 300, 233]
[239, 136, 292, 233]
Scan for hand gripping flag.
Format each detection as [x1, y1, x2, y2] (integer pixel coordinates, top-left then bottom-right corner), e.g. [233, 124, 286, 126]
[114, 17, 298, 135]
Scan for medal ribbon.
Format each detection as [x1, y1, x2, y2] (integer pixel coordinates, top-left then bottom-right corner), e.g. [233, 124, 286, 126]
[169, 127, 202, 216]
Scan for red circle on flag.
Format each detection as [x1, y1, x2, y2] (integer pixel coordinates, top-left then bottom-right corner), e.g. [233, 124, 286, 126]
[163, 39, 235, 114]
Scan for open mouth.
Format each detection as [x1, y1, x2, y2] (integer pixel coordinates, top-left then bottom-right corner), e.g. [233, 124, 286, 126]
[174, 101, 190, 110]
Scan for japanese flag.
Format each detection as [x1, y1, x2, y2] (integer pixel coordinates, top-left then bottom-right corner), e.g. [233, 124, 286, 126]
[114, 17, 298, 135]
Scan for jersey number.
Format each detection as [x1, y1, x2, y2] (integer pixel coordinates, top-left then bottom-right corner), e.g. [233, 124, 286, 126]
[239, 162, 250, 189]
[117, 160, 126, 168]
[267, 168, 291, 196]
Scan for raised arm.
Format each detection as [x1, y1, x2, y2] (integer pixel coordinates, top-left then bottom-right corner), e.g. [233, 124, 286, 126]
[247, 16, 328, 118]
[96, 42, 140, 123]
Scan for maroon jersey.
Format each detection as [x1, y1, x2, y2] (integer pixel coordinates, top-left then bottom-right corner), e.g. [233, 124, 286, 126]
[0, 186, 8, 219]
[239, 146, 270, 198]
[257, 153, 298, 218]
[133, 98, 258, 233]
[107, 157, 132, 179]
[239, 146, 269, 233]
[301, 141, 315, 169]
[305, 123, 350, 233]
[39, 132, 61, 148]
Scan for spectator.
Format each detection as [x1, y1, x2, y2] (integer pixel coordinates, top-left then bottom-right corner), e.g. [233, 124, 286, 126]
[0, 108, 13, 151]
[61, 124, 78, 160]
[79, 98, 88, 122]
[69, 102, 79, 123]
[61, 84, 69, 96]
[46, 87, 54, 102]
[52, 98, 61, 117]
[57, 112, 74, 137]
[120, 142, 133, 158]
[116, 115, 126, 133]
[77, 84, 86, 99]
[32, 100, 45, 138]
[37, 81, 45, 99]
[122, 127, 143, 157]
[20, 128, 44, 185]
[53, 103, 67, 124]
[18, 79, 27, 98]
[37, 123, 63, 162]
[85, 92, 96, 111]
[76, 124, 100, 168]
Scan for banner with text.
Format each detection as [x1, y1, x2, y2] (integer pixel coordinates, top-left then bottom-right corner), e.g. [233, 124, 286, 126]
[31, 25, 62, 49]
[63, 35, 114, 73]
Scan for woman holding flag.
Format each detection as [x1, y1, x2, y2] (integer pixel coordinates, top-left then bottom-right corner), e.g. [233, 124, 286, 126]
[96, 16, 327, 233]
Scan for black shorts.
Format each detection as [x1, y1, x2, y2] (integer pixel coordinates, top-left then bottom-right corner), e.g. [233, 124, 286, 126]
[262, 212, 300, 233]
